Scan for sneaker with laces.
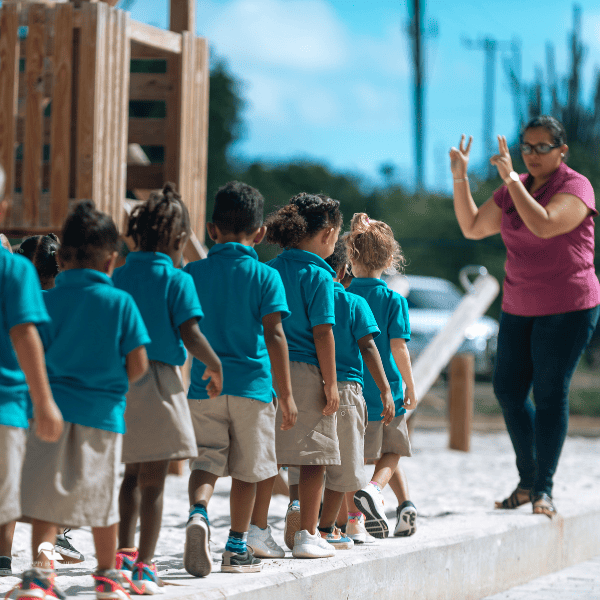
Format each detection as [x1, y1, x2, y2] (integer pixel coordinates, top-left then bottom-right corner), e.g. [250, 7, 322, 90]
[129, 562, 163, 595]
[184, 514, 212, 577]
[346, 514, 377, 544]
[92, 569, 131, 599]
[283, 500, 301, 551]
[11, 568, 66, 599]
[247, 524, 285, 558]
[292, 529, 335, 558]
[221, 549, 262, 573]
[319, 527, 354, 550]
[0, 556, 12, 576]
[54, 529, 85, 564]
[353, 484, 390, 539]
[115, 548, 139, 575]
[394, 501, 418, 537]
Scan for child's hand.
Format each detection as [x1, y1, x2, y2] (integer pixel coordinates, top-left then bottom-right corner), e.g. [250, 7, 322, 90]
[202, 366, 223, 398]
[403, 385, 417, 409]
[323, 383, 340, 416]
[380, 390, 395, 425]
[279, 395, 298, 431]
[34, 399, 63, 442]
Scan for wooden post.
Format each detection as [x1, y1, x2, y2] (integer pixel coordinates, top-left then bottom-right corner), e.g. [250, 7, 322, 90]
[169, 0, 195, 34]
[448, 354, 474, 452]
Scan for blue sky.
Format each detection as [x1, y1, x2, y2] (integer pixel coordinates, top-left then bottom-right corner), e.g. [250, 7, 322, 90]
[130, 0, 600, 192]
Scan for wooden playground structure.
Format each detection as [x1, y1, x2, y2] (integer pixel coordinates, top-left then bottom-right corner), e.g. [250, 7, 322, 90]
[0, 0, 209, 255]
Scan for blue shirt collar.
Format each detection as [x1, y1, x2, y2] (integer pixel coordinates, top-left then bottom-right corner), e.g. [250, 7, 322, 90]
[55, 269, 113, 288]
[125, 251, 173, 267]
[349, 277, 388, 289]
[279, 248, 336, 277]
[208, 242, 258, 261]
[333, 281, 345, 292]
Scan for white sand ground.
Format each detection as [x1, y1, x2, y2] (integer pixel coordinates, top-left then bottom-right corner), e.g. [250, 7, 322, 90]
[2, 427, 600, 599]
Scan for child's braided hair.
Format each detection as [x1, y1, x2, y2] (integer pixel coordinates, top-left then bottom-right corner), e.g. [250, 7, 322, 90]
[127, 182, 191, 252]
[17, 233, 60, 283]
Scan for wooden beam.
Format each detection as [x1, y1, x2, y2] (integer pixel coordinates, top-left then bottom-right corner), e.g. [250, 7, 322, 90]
[129, 72, 171, 100]
[129, 20, 181, 54]
[169, 0, 195, 33]
[116, 9, 131, 217]
[448, 354, 474, 452]
[193, 37, 209, 242]
[126, 163, 164, 189]
[127, 117, 166, 145]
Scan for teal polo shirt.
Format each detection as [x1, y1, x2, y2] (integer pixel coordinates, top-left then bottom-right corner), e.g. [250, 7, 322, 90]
[332, 282, 380, 386]
[184, 243, 290, 403]
[40, 269, 151, 433]
[347, 277, 411, 421]
[0, 250, 50, 428]
[267, 248, 336, 367]
[113, 252, 203, 366]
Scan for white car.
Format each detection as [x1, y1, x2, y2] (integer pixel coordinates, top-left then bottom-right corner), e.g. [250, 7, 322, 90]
[384, 271, 499, 378]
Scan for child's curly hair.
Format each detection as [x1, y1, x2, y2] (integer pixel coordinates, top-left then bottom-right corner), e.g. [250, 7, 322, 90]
[265, 192, 343, 248]
[17, 233, 60, 283]
[345, 213, 405, 273]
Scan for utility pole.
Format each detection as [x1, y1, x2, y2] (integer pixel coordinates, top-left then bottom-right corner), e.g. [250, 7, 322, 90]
[408, 0, 425, 193]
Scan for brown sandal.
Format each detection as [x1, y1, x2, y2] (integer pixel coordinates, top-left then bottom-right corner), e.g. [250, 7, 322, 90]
[532, 493, 557, 518]
[494, 486, 532, 510]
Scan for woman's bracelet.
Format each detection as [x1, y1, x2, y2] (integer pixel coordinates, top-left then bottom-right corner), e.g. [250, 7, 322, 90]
[453, 177, 469, 183]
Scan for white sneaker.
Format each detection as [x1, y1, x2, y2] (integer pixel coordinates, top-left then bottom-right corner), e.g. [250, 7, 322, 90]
[184, 513, 212, 577]
[284, 500, 301, 550]
[247, 524, 286, 558]
[346, 514, 377, 544]
[394, 501, 418, 537]
[292, 530, 336, 558]
[353, 483, 390, 538]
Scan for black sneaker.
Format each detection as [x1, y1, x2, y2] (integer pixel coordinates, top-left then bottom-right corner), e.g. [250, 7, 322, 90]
[13, 568, 67, 599]
[54, 528, 85, 564]
[0, 556, 11, 576]
[221, 549, 262, 573]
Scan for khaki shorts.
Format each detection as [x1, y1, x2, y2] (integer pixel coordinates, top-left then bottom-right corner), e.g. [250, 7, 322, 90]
[275, 361, 340, 466]
[21, 422, 122, 528]
[364, 414, 412, 460]
[189, 395, 278, 483]
[0, 425, 27, 525]
[122, 361, 197, 463]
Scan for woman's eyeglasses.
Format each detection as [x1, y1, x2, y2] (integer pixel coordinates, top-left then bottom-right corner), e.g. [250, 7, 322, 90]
[520, 142, 561, 155]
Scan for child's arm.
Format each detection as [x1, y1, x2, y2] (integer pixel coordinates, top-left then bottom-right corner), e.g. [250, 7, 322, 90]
[263, 312, 297, 430]
[126, 345, 149, 384]
[180, 318, 223, 398]
[390, 338, 417, 409]
[10, 323, 63, 442]
[357, 334, 395, 425]
[313, 324, 340, 415]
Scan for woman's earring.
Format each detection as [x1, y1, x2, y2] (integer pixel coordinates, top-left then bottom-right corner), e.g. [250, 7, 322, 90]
[560, 153, 564, 157]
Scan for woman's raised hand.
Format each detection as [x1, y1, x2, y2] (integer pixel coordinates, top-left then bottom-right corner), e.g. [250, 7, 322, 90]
[489, 135, 514, 181]
[449, 134, 473, 178]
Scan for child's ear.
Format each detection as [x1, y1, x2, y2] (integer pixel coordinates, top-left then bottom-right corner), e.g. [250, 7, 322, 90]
[206, 222, 218, 242]
[173, 231, 188, 251]
[0, 199, 8, 224]
[338, 264, 347, 281]
[105, 251, 119, 276]
[253, 225, 267, 245]
[321, 226, 334, 244]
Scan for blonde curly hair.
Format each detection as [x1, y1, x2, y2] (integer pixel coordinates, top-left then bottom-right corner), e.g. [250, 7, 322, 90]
[345, 213, 405, 273]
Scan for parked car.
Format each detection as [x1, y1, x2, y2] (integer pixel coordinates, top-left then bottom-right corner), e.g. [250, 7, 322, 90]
[383, 272, 499, 378]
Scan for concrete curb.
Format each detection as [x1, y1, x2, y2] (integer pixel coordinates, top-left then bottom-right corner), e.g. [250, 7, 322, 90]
[154, 505, 600, 600]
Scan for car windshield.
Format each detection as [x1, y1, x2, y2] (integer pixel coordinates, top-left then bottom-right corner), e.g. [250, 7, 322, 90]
[406, 285, 462, 310]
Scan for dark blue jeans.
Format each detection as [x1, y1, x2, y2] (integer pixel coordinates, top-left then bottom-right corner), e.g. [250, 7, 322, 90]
[492, 306, 600, 496]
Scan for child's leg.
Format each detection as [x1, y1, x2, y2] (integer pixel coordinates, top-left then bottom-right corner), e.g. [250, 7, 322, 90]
[30, 519, 57, 569]
[0, 521, 16, 558]
[299, 465, 326, 534]
[289, 484, 299, 502]
[251, 476, 276, 530]
[388, 465, 410, 504]
[118, 462, 141, 549]
[389, 464, 418, 537]
[188, 469, 218, 509]
[93, 524, 118, 571]
[336, 494, 349, 528]
[136, 460, 170, 565]
[371, 452, 401, 490]
[230, 478, 257, 534]
[319, 488, 345, 529]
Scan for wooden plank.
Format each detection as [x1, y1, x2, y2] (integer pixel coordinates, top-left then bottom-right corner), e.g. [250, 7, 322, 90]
[116, 10, 131, 218]
[75, 2, 98, 199]
[162, 48, 181, 187]
[0, 4, 21, 226]
[49, 2, 73, 228]
[177, 32, 192, 202]
[194, 37, 209, 242]
[188, 36, 200, 236]
[22, 4, 46, 227]
[127, 117, 167, 145]
[130, 41, 170, 60]
[129, 20, 181, 54]
[15, 162, 50, 190]
[126, 163, 164, 189]
[169, 0, 195, 33]
[448, 354, 474, 452]
[129, 72, 171, 100]
[92, 2, 108, 209]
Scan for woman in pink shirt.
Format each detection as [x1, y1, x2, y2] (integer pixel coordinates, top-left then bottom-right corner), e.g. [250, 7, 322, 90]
[449, 115, 600, 518]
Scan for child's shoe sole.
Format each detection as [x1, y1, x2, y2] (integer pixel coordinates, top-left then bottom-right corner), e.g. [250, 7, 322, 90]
[96, 591, 130, 600]
[130, 580, 162, 595]
[394, 505, 417, 537]
[353, 490, 389, 539]
[220, 563, 262, 573]
[184, 519, 212, 577]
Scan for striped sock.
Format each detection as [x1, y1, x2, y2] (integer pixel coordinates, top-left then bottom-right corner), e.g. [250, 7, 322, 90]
[189, 503, 210, 526]
[225, 530, 247, 555]
[348, 512, 362, 519]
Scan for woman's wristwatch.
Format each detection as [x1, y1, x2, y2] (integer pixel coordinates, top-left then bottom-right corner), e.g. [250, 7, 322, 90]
[504, 171, 519, 186]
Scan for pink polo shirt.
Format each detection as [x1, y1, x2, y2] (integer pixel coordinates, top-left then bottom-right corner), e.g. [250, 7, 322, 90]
[493, 161, 600, 316]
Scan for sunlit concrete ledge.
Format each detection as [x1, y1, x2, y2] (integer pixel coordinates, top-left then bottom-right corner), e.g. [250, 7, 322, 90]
[151, 504, 600, 600]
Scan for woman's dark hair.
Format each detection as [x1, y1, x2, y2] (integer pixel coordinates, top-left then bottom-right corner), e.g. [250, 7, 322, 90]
[127, 182, 191, 252]
[325, 237, 349, 274]
[520, 115, 567, 146]
[265, 193, 343, 248]
[212, 181, 264, 234]
[60, 200, 119, 266]
[17, 234, 60, 283]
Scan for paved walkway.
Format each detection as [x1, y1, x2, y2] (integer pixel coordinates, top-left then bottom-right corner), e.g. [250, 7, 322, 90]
[483, 555, 600, 600]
